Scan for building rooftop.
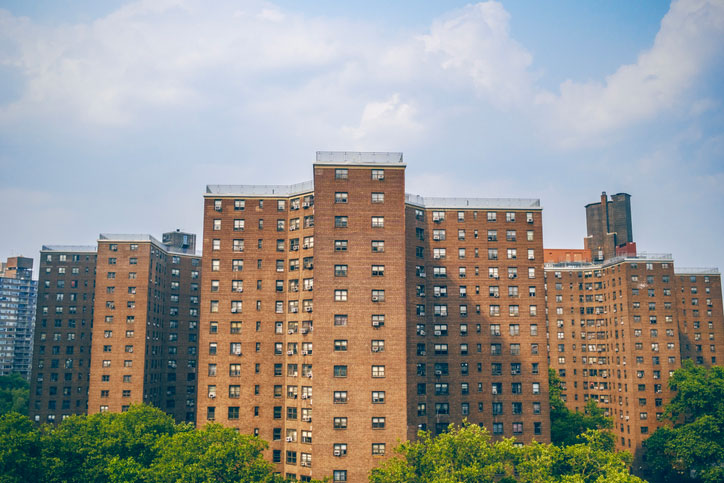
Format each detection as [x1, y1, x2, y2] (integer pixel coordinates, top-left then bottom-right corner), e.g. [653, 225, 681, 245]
[405, 194, 541, 210]
[41, 245, 97, 253]
[98, 234, 201, 257]
[545, 252, 675, 270]
[315, 151, 404, 166]
[674, 267, 720, 275]
[206, 180, 314, 197]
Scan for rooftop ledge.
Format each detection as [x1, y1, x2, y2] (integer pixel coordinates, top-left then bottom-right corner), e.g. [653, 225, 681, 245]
[315, 151, 404, 166]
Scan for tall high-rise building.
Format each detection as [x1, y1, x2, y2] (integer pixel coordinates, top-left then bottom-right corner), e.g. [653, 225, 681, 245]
[584, 192, 634, 262]
[29, 246, 97, 423]
[0, 256, 37, 378]
[86, 232, 201, 423]
[545, 191, 724, 462]
[196, 152, 549, 482]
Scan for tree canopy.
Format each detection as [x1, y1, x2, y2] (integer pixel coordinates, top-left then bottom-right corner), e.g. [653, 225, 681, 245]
[0, 405, 291, 483]
[370, 422, 644, 483]
[642, 361, 724, 483]
[0, 373, 29, 416]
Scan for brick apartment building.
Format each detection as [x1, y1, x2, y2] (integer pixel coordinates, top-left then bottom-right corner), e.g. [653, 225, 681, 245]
[29, 246, 96, 423]
[86, 232, 201, 423]
[196, 152, 549, 482]
[545, 192, 724, 462]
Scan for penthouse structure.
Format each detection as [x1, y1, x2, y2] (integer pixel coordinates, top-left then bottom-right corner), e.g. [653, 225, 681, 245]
[545, 192, 724, 461]
[0, 256, 37, 378]
[196, 152, 549, 482]
[29, 246, 97, 423]
[87, 231, 201, 423]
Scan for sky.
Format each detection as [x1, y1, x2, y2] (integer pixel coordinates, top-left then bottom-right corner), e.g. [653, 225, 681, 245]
[0, 0, 723, 278]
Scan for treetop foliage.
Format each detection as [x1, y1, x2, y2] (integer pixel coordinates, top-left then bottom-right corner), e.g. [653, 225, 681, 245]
[370, 422, 644, 483]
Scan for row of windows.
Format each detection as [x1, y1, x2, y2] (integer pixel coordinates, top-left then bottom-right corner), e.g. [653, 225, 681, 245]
[213, 196, 314, 213]
[212, 217, 314, 232]
[422, 228, 536, 242]
[210, 237, 315, 252]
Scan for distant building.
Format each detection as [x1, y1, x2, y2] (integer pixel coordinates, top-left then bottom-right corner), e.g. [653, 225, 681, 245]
[29, 246, 97, 423]
[546, 190, 723, 462]
[86, 232, 201, 423]
[0, 256, 37, 379]
[584, 192, 633, 262]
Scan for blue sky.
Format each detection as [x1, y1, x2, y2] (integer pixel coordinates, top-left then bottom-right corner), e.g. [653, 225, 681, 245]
[0, 0, 722, 277]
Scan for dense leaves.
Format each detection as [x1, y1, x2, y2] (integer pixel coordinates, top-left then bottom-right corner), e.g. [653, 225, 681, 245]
[642, 361, 724, 483]
[0, 373, 29, 416]
[549, 369, 613, 447]
[0, 405, 290, 483]
[369, 422, 644, 483]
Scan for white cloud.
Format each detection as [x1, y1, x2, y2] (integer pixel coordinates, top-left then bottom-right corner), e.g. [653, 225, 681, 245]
[537, 0, 724, 147]
[420, 2, 533, 107]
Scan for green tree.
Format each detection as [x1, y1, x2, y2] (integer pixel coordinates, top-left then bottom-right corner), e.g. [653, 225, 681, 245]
[0, 412, 44, 483]
[549, 369, 613, 447]
[642, 361, 724, 483]
[369, 422, 643, 483]
[43, 404, 184, 483]
[0, 373, 29, 416]
[149, 423, 283, 483]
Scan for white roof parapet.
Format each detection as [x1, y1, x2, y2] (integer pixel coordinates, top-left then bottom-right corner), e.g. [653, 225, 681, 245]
[41, 245, 97, 253]
[206, 181, 314, 197]
[675, 267, 720, 275]
[315, 151, 404, 166]
[406, 194, 541, 210]
[98, 234, 201, 257]
[603, 252, 673, 268]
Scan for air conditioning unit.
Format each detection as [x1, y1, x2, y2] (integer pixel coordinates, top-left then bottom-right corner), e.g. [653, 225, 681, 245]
[306, 307, 313, 312]
[289, 329, 295, 334]
[291, 246, 299, 251]
[419, 330, 425, 336]
[302, 416, 311, 422]
[419, 272, 426, 278]
[291, 308, 298, 313]
[625, 416, 630, 421]
[303, 202, 310, 208]
[208, 393, 216, 398]
[372, 321, 380, 327]
[435, 370, 442, 376]
[286, 437, 293, 442]
[301, 394, 308, 399]
[434, 330, 441, 336]
[527, 219, 534, 224]
[509, 274, 517, 279]
[494, 294, 500, 298]
[301, 350, 308, 356]
[371, 347, 379, 352]
[433, 235, 440, 241]
[419, 351, 426, 356]
[433, 254, 441, 259]
[372, 297, 379, 302]
[287, 350, 294, 356]
[291, 287, 299, 292]
[377, 175, 384, 181]
[306, 373, 313, 378]
[301, 328, 309, 334]
[333, 450, 341, 457]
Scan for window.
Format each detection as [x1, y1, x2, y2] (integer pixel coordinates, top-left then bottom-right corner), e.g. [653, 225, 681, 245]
[372, 290, 385, 302]
[334, 417, 348, 429]
[372, 192, 384, 203]
[335, 240, 348, 251]
[333, 391, 347, 404]
[372, 391, 385, 403]
[335, 216, 348, 228]
[372, 417, 385, 429]
[334, 365, 347, 377]
[371, 169, 385, 180]
[334, 340, 348, 351]
[333, 470, 347, 482]
[335, 168, 348, 179]
[371, 216, 384, 228]
[372, 240, 385, 252]
[372, 265, 385, 276]
[334, 192, 348, 203]
[372, 365, 385, 378]
[334, 290, 348, 302]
